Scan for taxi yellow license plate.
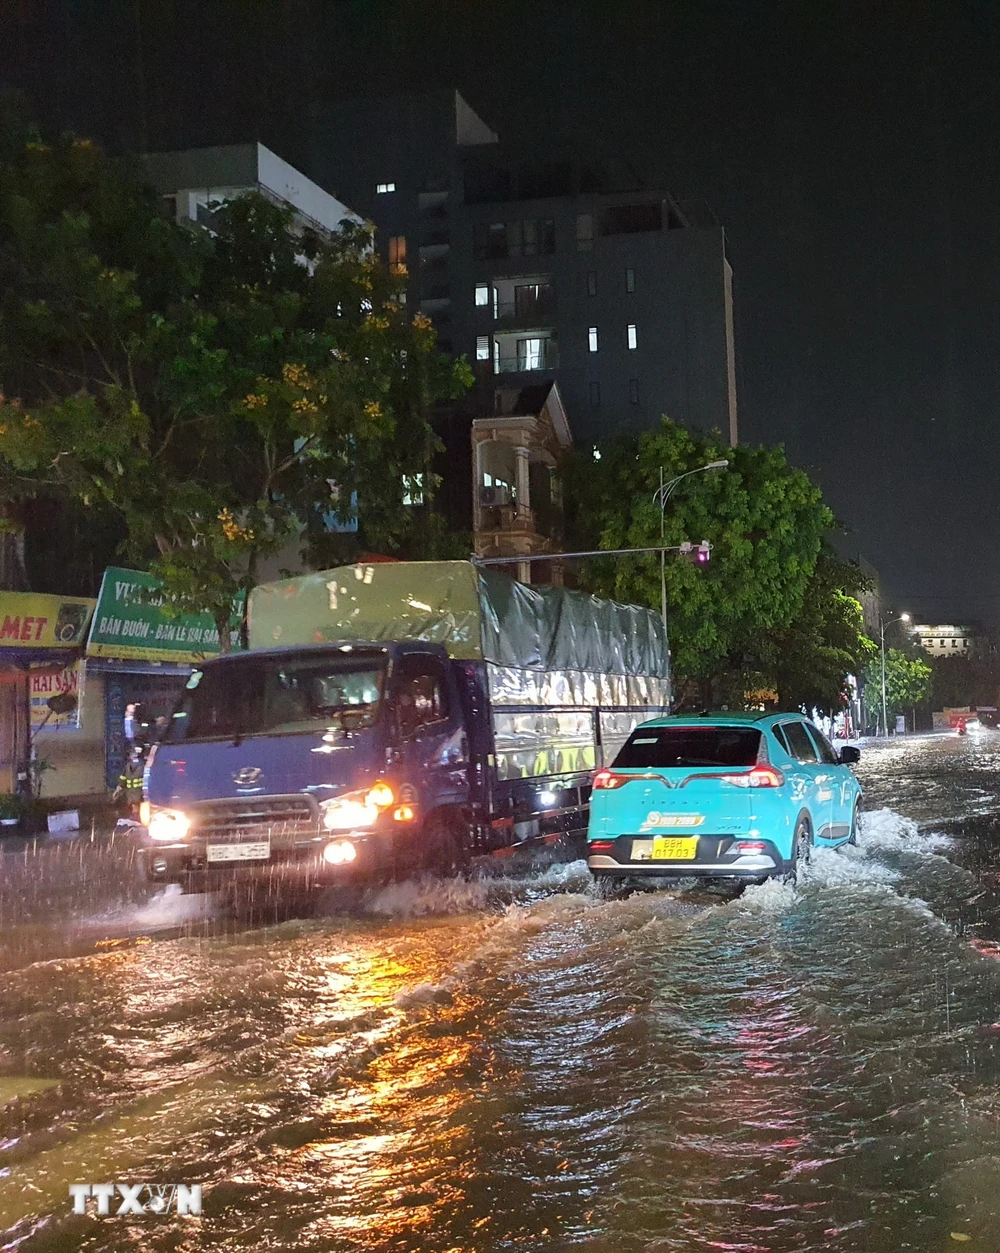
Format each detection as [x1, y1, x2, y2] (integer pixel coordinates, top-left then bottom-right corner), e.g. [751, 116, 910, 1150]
[651, 837, 698, 861]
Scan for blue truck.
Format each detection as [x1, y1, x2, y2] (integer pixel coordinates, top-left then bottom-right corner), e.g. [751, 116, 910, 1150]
[138, 561, 669, 890]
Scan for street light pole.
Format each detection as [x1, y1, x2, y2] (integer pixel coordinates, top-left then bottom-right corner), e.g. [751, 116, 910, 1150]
[879, 612, 910, 737]
[652, 460, 728, 640]
[659, 467, 667, 645]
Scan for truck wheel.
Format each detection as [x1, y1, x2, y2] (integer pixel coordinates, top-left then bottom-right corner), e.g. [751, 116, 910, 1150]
[424, 813, 470, 876]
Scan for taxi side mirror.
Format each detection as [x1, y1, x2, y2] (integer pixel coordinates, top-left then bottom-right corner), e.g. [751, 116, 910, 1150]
[839, 745, 861, 765]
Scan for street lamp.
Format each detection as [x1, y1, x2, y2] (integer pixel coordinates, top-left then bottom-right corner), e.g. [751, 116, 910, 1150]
[652, 461, 728, 638]
[880, 612, 911, 737]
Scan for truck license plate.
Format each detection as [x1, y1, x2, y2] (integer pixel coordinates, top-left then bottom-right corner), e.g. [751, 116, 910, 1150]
[206, 840, 270, 863]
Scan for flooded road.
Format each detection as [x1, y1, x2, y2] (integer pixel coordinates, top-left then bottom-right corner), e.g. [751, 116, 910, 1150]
[5, 733, 1000, 1249]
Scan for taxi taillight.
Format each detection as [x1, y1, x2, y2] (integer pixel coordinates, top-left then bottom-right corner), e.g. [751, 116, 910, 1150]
[593, 771, 627, 790]
[723, 766, 785, 788]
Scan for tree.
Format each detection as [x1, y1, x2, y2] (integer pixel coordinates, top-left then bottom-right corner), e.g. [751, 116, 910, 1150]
[566, 418, 837, 704]
[0, 115, 471, 641]
[769, 547, 877, 713]
[929, 654, 974, 711]
[864, 648, 932, 722]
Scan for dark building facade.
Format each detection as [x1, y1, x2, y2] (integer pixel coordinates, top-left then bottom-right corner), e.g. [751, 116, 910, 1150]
[310, 90, 738, 447]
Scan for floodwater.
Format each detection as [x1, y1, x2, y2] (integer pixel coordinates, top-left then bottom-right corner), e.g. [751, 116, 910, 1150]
[5, 733, 1000, 1249]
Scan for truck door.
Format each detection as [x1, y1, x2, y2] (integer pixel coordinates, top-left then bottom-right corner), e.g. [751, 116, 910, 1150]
[392, 652, 468, 812]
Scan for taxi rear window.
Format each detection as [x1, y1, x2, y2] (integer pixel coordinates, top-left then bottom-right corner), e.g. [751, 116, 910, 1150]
[613, 727, 761, 769]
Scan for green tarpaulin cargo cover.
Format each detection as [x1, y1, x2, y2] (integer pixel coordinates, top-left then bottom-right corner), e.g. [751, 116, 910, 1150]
[248, 561, 670, 708]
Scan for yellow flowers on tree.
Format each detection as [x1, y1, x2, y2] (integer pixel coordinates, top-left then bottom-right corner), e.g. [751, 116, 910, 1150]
[0, 106, 471, 644]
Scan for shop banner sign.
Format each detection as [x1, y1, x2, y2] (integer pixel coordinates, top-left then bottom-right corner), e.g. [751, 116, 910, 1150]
[0, 592, 94, 650]
[87, 568, 241, 664]
[30, 660, 84, 731]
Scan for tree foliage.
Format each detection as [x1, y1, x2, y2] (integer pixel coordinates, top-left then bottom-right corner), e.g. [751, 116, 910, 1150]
[768, 548, 877, 713]
[864, 648, 933, 720]
[928, 649, 1000, 712]
[0, 108, 470, 640]
[565, 418, 867, 705]
[929, 655, 974, 710]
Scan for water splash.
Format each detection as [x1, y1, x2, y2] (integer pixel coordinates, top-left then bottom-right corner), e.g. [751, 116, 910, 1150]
[859, 806, 952, 853]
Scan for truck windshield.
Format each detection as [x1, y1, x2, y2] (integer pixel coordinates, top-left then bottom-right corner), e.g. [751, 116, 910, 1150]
[614, 726, 761, 769]
[165, 652, 386, 743]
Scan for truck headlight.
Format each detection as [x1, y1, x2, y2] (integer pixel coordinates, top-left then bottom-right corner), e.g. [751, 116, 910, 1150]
[147, 807, 191, 842]
[320, 782, 395, 832]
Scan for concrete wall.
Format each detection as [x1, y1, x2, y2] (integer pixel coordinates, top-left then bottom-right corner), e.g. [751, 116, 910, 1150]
[255, 144, 358, 234]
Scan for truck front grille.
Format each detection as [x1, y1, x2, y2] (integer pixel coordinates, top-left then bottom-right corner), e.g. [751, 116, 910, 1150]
[187, 794, 320, 840]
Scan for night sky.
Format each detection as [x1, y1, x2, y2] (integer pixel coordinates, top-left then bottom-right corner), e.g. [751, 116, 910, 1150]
[2, 0, 998, 623]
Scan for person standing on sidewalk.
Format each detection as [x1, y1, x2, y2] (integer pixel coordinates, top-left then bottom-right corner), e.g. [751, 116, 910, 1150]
[114, 745, 145, 819]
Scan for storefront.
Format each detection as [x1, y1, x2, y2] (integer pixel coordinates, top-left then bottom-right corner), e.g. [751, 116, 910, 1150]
[86, 567, 238, 788]
[0, 591, 97, 796]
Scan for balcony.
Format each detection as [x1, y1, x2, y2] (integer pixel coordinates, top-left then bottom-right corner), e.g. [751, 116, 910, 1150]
[494, 288, 556, 326]
[419, 229, 451, 259]
[494, 345, 559, 375]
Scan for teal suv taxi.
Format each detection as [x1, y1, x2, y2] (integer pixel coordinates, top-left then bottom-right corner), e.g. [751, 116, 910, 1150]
[587, 713, 862, 883]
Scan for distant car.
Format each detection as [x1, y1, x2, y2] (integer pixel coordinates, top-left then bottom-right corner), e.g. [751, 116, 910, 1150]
[587, 712, 862, 884]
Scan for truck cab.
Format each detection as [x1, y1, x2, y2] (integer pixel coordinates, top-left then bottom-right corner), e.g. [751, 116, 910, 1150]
[139, 641, 480, 889]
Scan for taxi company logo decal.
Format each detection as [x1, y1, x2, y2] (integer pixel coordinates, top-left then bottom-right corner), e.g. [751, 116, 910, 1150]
[642, 813, 705, 828]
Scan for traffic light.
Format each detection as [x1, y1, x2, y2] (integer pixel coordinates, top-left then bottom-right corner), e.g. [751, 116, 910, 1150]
[679, 540, 712, 565]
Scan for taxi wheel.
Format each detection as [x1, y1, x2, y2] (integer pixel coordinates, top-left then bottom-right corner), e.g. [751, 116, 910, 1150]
[784, 816, 813, 883]
[848, 802, 861, 846]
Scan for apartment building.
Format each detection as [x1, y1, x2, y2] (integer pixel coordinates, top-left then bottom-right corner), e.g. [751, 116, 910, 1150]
[310, 90, 737, 446]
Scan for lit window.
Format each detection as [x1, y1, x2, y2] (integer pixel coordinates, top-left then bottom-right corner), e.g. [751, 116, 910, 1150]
[517, 337, 544, 370]
[577, 214, 594, 251]
[625, 268, 635, 293]
[376, 182, 396, 194]
[402, 473, 424, 506]
[627, 324, 638, 350]
[388, 236, 407, 269]
[628, 378, 639, 405]
[476, 335, 490, 361]
[588, 326, 599, 353]
[475, 283, 490, 307]
[589, 381, 601, 406]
